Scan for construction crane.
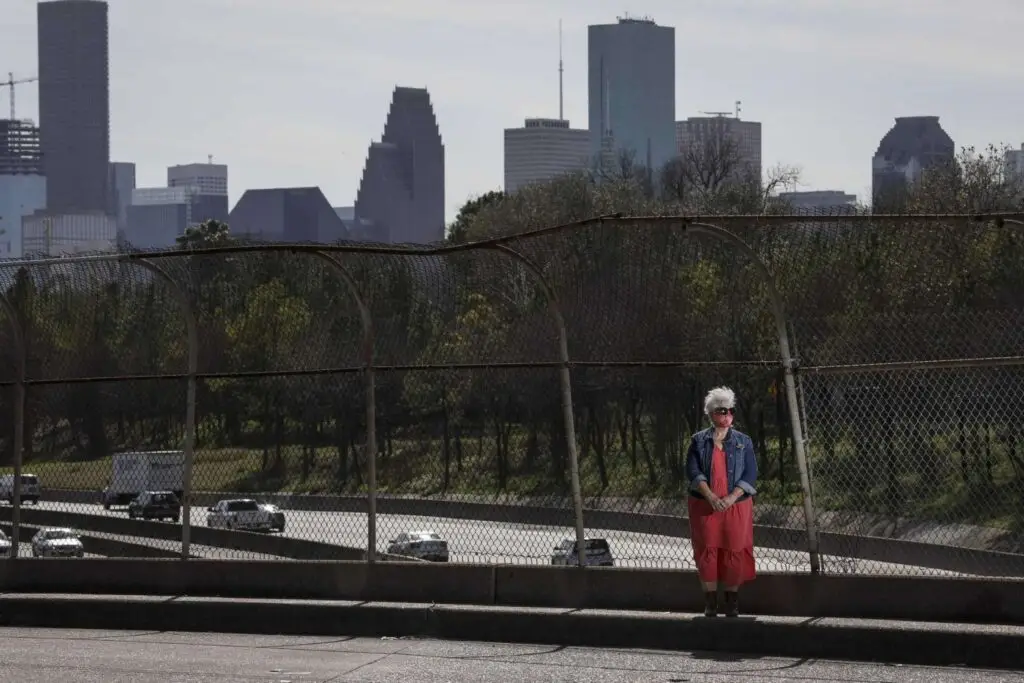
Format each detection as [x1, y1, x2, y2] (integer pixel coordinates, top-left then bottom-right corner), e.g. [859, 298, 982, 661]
[1, 72, 39, 120]
[700, 101, 744, 119]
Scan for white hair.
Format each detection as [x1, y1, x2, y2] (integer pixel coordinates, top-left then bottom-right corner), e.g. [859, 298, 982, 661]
[704, 386, 736, 417]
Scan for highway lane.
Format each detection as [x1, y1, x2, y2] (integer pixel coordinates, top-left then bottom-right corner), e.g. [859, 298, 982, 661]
[27, 499, 963, 575]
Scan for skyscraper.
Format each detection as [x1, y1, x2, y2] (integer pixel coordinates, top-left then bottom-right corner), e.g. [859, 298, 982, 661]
[0, 120, 46, 258]
[871, 116, 954, 208]
[504, 118, 589, 193]
[108, 161, 136, 232]
[168, 162, 228, 197]
[37, 0, 110, 213]
[167, 161, 229, 223]
[1005, 144, 1024, 181]
[353, 87, 445, 244]
[588, 16, 675, 174]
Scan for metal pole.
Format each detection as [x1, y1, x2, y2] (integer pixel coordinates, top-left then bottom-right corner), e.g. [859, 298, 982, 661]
[687, 222, 821, 575]
[0, 292, 25, 559]
[490, 245, 587, 568]
[311, 252, 377, 563]
[130, 259, 198, 560]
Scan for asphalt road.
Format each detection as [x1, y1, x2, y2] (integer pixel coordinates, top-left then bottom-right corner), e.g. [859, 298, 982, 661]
[0, 628, 1017, 682]
[31, 500, 957, 575]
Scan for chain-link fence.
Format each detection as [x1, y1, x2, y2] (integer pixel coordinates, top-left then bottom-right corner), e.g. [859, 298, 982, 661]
[0, 213, 1022, 578]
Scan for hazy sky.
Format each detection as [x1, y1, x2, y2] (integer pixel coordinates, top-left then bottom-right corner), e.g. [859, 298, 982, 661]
[3, 0, 1024, 222]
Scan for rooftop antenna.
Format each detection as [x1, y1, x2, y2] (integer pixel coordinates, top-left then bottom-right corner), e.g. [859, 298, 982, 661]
[558, 19, 564, 120]
[735, 100, 742, 119]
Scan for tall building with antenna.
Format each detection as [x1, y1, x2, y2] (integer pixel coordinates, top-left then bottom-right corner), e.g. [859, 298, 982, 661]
[503, 21, 589, 193]
[588, 16, 675, 174]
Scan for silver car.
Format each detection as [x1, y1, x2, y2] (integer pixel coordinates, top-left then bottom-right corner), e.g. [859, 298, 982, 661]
[206, 499, 273, 532]
[0, 530, 11, 558]
[551, 537, 614, 567]
[258, 503, 286, 532]
[386, 530, 449, 562]
[31, 528, 84, 558]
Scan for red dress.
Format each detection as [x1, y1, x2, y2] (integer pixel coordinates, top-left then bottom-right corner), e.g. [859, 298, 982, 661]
[687, 444, 756, 585]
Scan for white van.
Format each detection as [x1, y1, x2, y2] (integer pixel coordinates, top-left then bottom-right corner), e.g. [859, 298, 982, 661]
[0, 473, 41, 505]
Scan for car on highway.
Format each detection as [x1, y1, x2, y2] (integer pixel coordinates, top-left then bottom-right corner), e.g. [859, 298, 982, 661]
[257, 502, 286, 532]
[206, 499, 273, 532]
[0, 529, 10, 558]
[31, 527, 84, 558]
[127, 491, 181, 522]
[386, 530, 449, 562]
[0, 473, 41, 505]
[550, 537, 615, 567]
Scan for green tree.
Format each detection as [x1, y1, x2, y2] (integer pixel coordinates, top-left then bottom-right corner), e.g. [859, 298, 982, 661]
[177, 219, 235, 249]
[447, 191, 505, 243]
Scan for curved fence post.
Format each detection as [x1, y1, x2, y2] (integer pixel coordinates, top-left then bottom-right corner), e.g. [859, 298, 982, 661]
[311, 251, 378, 564]
[686, 222, 821, 575]
[129, 258, 199, 561]
[487, 244, 587, 568]
[0, 289, 26, 558]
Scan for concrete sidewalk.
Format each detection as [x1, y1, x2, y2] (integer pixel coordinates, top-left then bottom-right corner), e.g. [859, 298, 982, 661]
[1, 628, 1013, 682]
[1, 593, 1023, 670]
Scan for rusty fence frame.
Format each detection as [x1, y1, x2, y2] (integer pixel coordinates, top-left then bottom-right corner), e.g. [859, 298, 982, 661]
[0, 212, 1021, 573]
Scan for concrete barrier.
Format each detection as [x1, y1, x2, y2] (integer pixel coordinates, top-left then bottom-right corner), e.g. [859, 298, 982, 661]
[0, 523, 182, 559]
[1, 558, 1023, 625]
[2, 593, 1024, 671]
[39, 488, 1024, 576]
[3, 593, 1024, 669]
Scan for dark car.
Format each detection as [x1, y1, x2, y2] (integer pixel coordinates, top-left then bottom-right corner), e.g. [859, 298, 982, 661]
[127, 491, 181, 522]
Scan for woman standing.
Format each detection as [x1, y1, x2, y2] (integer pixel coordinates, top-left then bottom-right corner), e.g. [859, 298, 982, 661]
[685, 386, 758, 617]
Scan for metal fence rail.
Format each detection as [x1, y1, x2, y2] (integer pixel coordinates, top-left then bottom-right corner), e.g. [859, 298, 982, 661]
[0, 213, 1022, 578]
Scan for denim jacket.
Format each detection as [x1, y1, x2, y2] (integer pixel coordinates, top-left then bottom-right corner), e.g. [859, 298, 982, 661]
[685, 427, 758, 501]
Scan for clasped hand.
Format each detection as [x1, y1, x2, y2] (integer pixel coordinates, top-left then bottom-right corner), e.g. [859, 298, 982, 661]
[707, 493, 735, 512]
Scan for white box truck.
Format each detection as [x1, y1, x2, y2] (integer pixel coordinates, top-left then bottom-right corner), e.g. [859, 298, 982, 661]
[0, 473, 41, 505]
[101, 451, 185, 509]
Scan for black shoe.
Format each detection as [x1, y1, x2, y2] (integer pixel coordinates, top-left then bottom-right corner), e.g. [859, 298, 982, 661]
[723, 591, 739, 618]
[703, 591, 718, 617]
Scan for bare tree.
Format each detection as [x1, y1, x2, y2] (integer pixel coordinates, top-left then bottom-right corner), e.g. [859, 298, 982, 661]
[668, 125, 747, 197]
[661, 124, 800, 214]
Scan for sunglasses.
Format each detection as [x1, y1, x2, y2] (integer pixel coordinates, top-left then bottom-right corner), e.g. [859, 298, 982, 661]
[712, 408, 736, 416]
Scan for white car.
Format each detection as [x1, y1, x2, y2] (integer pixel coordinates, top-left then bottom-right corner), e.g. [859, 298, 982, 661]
[206, 499, 273, 532]
[31, 528, 84, 558]
[0, 530, 11, 558]
[386, 530, 449, 562]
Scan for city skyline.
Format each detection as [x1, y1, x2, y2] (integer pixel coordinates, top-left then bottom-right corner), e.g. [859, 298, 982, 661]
[3, 0, 1024, 223]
